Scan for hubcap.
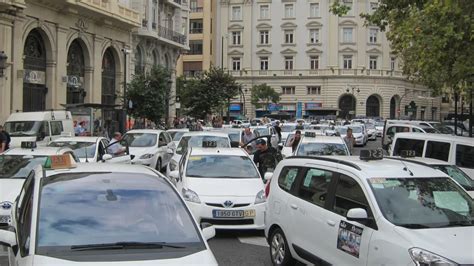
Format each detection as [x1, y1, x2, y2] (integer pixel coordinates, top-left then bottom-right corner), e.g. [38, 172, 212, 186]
[271, 233, 285, 265]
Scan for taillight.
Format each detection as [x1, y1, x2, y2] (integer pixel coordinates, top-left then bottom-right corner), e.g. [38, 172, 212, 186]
[265, 179, 271, 197]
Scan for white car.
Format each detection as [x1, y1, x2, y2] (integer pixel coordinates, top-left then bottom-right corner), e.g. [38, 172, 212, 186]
[294, 133, 350, 156]
[167, 132, 232, 177]
[280, 123, 297, 143]
[48, 136, 131, 163]
[0, 160, 218, 266]
[365, 123, 377, 141]
[336, 126, 366, 146]
[170, 147, 266, 230]
[375, 121, 384, 137]
[265, 151, 474, 266]
[123, 129, 175, 171]
[251, 126, 279, 148]
[0, 143, 78, 228]
[167, 128, 189, 147]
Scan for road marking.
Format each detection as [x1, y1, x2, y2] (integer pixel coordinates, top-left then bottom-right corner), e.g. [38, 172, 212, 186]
[238, 236, 269, 247]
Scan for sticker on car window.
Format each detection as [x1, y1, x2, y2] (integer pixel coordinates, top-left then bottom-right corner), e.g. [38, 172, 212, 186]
[188, 156, 202, 161]
[337, 221, 363, 258]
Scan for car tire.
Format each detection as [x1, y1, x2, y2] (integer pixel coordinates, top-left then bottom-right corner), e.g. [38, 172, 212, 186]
[155, 158, 162, 172]
[270, 228, 295, 266]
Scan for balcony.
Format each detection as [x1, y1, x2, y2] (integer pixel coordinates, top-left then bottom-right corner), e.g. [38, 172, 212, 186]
[157, 25, 187, 45]
[190, 6, 203, 12]
[228, 69, 405, 78]
[189, 28, 203, 34]
[166, 0, 183, 9]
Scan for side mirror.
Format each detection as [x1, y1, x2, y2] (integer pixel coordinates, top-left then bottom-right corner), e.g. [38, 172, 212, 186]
[0, 229, 17, 248]
[346, 208, 368, 224]
[167, 148, 174, 154]
[201, 225, 216, 241]
[102, 154, 113, 161]
[264, 172, 273, 181]
[169, 170, 179, 180]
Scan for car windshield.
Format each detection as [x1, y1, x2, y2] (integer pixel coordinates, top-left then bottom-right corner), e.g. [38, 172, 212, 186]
[4, 121, 42, 137]
[366, 123, 375, 129]
[422, 127, 438, 133]
[434, 124, 454, 134]
[349, 127, 363, 133]
[169, 131, 187, 141]
[176, 136, 230, 155]
[296, 143, 348, 156]
[37, 172, 203, 253]
[253, 128, 268, 136]
[227, 132, 241, 143]
[123, 133, 157, 147]
[48, 141, 96, 159]
[369, 177, 474, 229]
[284, 134, 295, 146]
[375, 122, 385, 127]
[432, 165, 474, 191]
[186, 155, 259, 178]
[336, 127, 348, 135]
[282, 125, 296, 132]
[0, 155, 48, 179]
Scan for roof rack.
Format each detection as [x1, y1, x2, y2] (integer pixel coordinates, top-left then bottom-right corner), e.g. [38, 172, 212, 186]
[384, 157, 429, 167]
[286, 156, 362, 171]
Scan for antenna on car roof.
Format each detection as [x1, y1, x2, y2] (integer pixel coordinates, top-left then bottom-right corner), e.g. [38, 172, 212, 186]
[399, 160, 413, 176]
[84, 145, 89, 163]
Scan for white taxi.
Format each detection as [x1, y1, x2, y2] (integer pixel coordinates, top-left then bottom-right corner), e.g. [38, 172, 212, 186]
[169, 146, 266, 230]
[265, 150, 474, 266]
[0, 142, 77, 228]
[0, 157, 218, 266]
[294, 132, 350, 157]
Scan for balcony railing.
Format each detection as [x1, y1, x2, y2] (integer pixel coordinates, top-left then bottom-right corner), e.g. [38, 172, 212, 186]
[189, 28, 203, 34]
[190, 6, 203, 12]
[228, 69, 405, 78]
[157, 25, 187, 45]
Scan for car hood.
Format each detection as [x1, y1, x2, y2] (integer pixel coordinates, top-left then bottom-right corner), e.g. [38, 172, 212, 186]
[129, 147, 158, 157]
[31, 250, 218, 265]
[353, 133, 364, 138]
[186, 177, 264, 197]
[0, 179, 26, 204]
[394, 226, 474, 264]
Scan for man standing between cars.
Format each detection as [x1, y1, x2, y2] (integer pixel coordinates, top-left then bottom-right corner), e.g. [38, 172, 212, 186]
[108, 132, 125, 156]
[344, 128, 355, 155]
[274, 121, 282, 142]
[253, 139, 282, 177]
[241, 125, 256, 147]
[288, 130, 302, 153]
[0, 125, 9, 152]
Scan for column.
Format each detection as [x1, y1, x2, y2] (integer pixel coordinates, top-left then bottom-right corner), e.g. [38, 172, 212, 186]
[92, 35, 104, 104]
[0, 14, 14, 122]
[54, 25, 69, 108]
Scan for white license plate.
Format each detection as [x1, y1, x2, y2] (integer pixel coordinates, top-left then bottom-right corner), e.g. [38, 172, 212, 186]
[212, 209, 256, 218]
[0, 215, 11, 224]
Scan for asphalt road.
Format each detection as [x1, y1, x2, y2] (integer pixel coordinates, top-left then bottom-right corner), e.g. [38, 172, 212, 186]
[0, 140, 382, 266]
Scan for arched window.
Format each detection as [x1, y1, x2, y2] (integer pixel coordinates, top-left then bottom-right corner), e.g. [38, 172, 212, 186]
[23, 29, 47, 111]
[67, 40, 85, 104]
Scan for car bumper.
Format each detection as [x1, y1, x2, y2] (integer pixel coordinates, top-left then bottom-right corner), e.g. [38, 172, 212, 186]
[187, 201, 266, 230]
[131, 157, 154, 167]
[355, 138, 365, 145]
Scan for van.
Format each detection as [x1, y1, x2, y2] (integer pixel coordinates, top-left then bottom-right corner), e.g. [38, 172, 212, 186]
[4, 111, 74, 148]
[382, 123, 437, 150]
[385, 119, 441, 129]
[390, 132, 474, 179]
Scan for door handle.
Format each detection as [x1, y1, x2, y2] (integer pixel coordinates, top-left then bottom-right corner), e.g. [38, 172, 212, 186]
[326, 220, 336, 227]
[290, 204, 298, 210]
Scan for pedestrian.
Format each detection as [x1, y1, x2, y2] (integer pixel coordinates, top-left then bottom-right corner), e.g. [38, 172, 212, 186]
[274, 121, 282, 142]
[253, 139, 282, 177]
[288, 130, 302, 153]
[296, 120, 304, 130]
[107, 132, 126, 156]
[241, 125, 256, 147]
[0, 125, 10, 152]
[344, 128, 356, 155]
[343, 119, 351, 126]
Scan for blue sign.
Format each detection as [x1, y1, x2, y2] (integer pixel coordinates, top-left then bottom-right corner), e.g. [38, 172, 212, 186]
[268, 103, 281, 112]
[296, 102, 303, 119]
[229, 103, 241, 111]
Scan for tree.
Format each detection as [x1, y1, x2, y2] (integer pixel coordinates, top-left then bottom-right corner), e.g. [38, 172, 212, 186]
[126, 66, 171, 124]
[251, 83, 281, 110]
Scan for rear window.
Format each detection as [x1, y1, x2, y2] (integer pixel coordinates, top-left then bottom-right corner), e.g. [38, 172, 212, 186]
[393, 138, 424, 157]
[456, 144, 474, 169]
[425, 141, 450, 162]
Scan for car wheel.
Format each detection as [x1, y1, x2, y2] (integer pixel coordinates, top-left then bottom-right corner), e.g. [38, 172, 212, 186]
[155, 158, 162, 172]
[270, 228, 295, 266]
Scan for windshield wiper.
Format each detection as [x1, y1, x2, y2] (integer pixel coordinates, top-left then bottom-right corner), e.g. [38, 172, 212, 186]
[397, 223, 432, 229]
[70, 241, 185, 251]
[447, 220, 473, 227]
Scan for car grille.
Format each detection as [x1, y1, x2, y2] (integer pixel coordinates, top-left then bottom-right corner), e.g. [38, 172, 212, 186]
[205, 203, 250, 208]
[201, 218, 254, 225]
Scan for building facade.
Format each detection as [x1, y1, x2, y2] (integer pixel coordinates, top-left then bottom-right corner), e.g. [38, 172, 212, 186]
[216, 0, 442, 120]
[176, 0, 216, 77]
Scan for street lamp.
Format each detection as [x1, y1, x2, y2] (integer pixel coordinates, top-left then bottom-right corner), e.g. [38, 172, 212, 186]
[239, 86, 248, 118]
[121, 48, 131, 131]
[0, 51, 9, 78]
[346, 86, 360, 119]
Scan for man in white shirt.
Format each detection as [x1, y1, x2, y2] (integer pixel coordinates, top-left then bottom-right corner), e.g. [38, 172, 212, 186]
[108, 132, 125, 156]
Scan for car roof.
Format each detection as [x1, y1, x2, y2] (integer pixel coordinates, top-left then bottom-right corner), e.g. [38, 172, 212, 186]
[182, 131, 230, 137]
[44, 163, 158, 179]
[285, 156, 444, 178]
[189, 147, 248, 157]
[167, 128, 189, 132]
[387, 156, 451, 166]
[125, 129, 164, 134]
[4, 146, 73, 156]
[52, 136, 103, 143]
[394, 132, 473, 144]
[301, 135, 345, 144]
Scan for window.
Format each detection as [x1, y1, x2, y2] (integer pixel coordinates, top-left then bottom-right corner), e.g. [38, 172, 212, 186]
[284, 56, 294, 70]
[369, 28, 378, 43]
[260, 30, 269, 44]
[310, 56, 319, 70]
[282, 86, 295, 95]
[284, 4, 294, 18]
[456, 144, 474, 169]
[189, 19, 203, 34]
[307, 86, 321, 95]
[425, 141, 451, 162]
[310, 3, 320, 17]
[232, 57, 241, 71]
[343, 55, 353, 69]
[333, 174, 370, 217]
[189, 40, 203, 55]
[387, 126, 409, 138]
[260, 4, 269, 19]
[343, 0, 354, 16]
[18, 175, 34, 257]
[232, 31, 241, 45]
[391, 57, 396, 70]
[309, 29, 319, 43]
[278, 167, 300, 193]
[285, 30, 294, 44]
[260, 57, 269, 70]
[297, 168, 334, 207]
[50, 121, 63, 136]
[342, 28, 353, 43]
[393, 138, 425, 157]
[232, 6, 241, 20]
[369, 55, 378, 70]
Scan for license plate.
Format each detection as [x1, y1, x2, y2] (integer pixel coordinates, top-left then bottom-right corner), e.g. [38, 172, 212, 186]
[0, 215, 11, 224]
[212, 209, 256, 218]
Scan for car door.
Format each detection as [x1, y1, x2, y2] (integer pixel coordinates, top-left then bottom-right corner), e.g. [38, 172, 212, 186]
[288, 166, 338, 265]
[157, 133, 169, 165]
[324, 172, 376, 265]
[102, 139, 131, 164]
[163, 132, 175, 165]
[270, 127, 279, 147]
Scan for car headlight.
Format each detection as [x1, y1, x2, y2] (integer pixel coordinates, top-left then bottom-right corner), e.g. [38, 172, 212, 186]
[254, 189, 266, 204]
[169, 160, 178, 171]
[139, 153, 154, 159]
[182, 188, 201, 203]
[409, 248, 457, 266]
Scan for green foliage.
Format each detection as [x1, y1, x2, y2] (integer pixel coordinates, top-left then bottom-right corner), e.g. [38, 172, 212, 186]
[126, 66, 171, 123]
[177, 67, 241, 119]
[329, 0, 351, 17]
[251, 84, 281, 110]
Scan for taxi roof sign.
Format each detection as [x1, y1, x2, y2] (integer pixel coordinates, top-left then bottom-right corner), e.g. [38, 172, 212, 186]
[202, 140, 218, 148]
[21, 141, 37, 149]
[400, 150, 416, 158]
[44, 154, 76, 170]
[360, 149, 384, 161]
[304, 132, 317, 138]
